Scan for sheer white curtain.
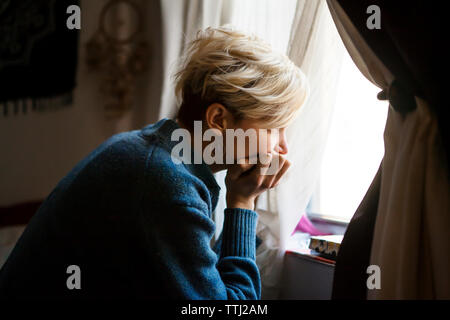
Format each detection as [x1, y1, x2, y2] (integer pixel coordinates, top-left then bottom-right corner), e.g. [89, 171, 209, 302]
[257, 0, 345, 299]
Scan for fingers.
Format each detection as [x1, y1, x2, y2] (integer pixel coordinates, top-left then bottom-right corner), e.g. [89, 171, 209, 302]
[270, 158, 291, 188]
[227, 153, 291, 190]
[227, 157, 256, 180]
[250, 153, 273, 179]
[258, 154, 288, 189]
[257, 154, 291, 189]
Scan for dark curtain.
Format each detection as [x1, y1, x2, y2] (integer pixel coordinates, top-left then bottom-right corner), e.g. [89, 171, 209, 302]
[332, 0, 448, 171]
[332, 162, 381, 299]
[331, 0, 449, 299]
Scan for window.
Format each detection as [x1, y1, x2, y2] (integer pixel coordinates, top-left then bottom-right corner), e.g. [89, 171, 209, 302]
[307, 42, 389, 223]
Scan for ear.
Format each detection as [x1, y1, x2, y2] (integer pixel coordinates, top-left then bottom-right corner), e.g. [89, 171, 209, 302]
[204, 103, 234, 130]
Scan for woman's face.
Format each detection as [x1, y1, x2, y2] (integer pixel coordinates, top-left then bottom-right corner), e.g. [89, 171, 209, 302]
[199, 103, 290, 169]
[226, 118, 289, 164]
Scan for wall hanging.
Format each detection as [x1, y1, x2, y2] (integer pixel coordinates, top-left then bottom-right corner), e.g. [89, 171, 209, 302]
[0, 0, 80, 117]
[85, 0, 149, 118]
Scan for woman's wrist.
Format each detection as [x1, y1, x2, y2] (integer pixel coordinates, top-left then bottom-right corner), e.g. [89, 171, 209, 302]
[226, 197, 255, 211]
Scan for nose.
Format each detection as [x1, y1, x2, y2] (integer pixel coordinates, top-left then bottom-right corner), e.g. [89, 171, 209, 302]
[274, 129, 289, 155]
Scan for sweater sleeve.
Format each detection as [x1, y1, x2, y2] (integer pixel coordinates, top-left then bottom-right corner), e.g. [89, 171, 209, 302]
[139, 201, 261, 300]
[217, 208, 261, 299]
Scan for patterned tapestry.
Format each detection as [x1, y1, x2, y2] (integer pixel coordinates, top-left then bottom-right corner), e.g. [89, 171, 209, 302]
[0, 0, 80, 116]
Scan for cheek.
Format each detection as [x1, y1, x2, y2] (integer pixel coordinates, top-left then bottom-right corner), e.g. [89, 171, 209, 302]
[257, 133, 273, 154]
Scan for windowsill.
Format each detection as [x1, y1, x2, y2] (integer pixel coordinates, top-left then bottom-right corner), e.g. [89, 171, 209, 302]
[285, 249, 336, 267]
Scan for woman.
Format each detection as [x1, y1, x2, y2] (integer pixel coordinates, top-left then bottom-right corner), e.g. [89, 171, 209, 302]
[0, 26, 308, 299]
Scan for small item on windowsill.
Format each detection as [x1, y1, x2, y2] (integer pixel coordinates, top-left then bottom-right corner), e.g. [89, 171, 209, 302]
[286, 233, 338, 265]
[309, 234, 343, 261]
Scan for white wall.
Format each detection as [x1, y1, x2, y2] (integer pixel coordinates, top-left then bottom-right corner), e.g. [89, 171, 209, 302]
[0, 0, 165, 206]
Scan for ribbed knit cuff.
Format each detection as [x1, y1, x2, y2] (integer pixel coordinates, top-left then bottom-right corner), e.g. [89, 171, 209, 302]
[221, 208, 258, 259]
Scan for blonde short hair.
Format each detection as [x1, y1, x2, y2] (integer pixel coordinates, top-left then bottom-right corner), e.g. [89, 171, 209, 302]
[174, 25, 309, 129]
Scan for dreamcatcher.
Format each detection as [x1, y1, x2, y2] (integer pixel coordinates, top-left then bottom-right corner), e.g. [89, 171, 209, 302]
[85, 0, 149, 118]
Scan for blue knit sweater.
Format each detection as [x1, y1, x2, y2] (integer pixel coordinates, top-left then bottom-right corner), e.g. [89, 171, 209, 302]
[0, 118, 261, 299]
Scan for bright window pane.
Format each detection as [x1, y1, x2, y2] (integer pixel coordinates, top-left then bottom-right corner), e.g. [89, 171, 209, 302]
[315, 49, 389, 221]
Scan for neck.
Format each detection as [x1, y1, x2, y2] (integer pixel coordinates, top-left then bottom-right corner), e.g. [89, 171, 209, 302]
[175, 118, 227, 174]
